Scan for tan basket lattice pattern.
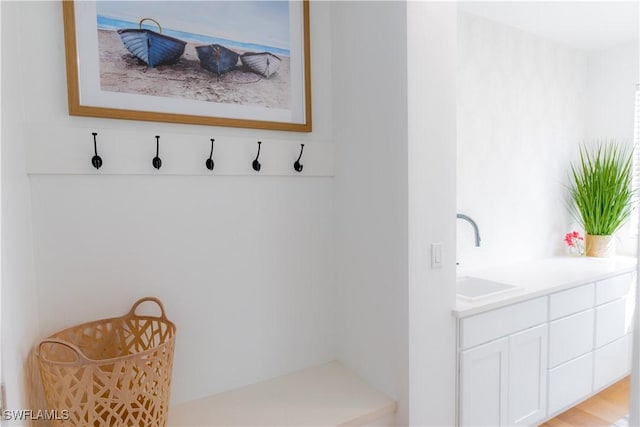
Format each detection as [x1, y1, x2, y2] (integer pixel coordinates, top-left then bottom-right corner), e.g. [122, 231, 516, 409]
[36, 297, 176, 427]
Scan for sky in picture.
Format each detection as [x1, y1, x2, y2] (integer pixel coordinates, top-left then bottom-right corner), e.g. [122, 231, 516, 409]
[96, 1, 290, 50]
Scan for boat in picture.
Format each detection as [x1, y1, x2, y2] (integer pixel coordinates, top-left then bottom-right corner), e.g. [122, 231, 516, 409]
[117, 18, 186, 68]
[240, 52, 282, 78]
[196, 44, 239, 77]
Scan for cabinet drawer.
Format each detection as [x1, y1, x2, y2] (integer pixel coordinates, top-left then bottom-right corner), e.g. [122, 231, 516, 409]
[595, 298, 629, 348]
[596, 274, 632, 305]
[548, 352, 593, 415]
[461, 297, 547, 349]
[549, 284, 594, 320]
[549, 309, 594, 368]
[594, 334, 631, 391]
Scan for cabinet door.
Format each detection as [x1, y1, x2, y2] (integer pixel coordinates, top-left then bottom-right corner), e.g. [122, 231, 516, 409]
[595, 298, 629, 348]
[508, 325, 548, 426]
[461, 338, 508, 426]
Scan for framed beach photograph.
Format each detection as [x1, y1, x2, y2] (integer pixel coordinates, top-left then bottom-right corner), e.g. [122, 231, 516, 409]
[62, 0, 311, 132]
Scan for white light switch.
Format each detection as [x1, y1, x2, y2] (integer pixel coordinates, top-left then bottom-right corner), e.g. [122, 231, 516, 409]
[431, 243, 443, 269]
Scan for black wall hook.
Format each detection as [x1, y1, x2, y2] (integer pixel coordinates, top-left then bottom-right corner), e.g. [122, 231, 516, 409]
[206, 138, 215, 171]
[252, 141, 262, 172]
[152, 135, 162, 170]
[91, 132, 102, 169]
[294, 143, 305, 173]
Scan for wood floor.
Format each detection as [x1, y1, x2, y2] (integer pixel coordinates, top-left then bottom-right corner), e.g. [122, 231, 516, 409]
[540, 376, 630, 427]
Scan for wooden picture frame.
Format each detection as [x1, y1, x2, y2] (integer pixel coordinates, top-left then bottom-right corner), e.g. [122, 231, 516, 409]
[62, 0, 312, 132]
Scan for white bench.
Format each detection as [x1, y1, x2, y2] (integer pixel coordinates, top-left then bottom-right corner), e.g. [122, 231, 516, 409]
[168, 361, 397, 426]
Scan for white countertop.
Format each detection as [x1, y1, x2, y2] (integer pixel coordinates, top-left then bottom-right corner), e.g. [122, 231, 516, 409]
[454, 256, 637, 318]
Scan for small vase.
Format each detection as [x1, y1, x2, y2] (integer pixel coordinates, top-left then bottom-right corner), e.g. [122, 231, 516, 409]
[585, 234, 615, 257]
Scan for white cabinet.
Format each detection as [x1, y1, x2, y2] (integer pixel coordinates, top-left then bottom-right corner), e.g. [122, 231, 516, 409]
[595, 298, 629, 348]
[592, 273, 634, 392]
[459, 323, 548, 427]
[457, 271, 635, 427]
[460, 338, 508, 426]
[596, 274, 631, 304]
[548, 352, 594, 414]
[594, 334, 632, 390]
[460, 297, 547, 349]
[508, 325, 548, 426]
[549, 283, 594, 320]
[548, 309, 594, 367]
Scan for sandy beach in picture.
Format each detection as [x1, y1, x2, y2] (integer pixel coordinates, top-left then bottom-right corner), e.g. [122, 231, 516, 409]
[98, 29, 291, 109]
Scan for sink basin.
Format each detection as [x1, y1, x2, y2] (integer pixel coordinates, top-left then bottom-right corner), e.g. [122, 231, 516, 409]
[457, 277, 519, 301]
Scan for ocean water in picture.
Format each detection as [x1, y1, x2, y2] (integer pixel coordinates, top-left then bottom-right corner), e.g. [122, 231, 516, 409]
[96, 0, 290, 56]
[97, 15, 290, 58]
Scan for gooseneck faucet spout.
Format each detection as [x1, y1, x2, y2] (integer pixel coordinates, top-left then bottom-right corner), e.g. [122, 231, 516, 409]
[457, 213, 481, 247]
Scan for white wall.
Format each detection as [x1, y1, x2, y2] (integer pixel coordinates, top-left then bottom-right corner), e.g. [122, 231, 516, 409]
[1, 2, 41, 419]
[407, 3, 458, 425]
[3, 1, 461, 423]
[332, 3, 460, 424]
[630, 10, 640, 425]
[331, 1, 409, 423]
[585, 40, 639, 255]
[586, 41, 639, 143]
[3, 0, 336, 406]
[456, 12, 588, 271]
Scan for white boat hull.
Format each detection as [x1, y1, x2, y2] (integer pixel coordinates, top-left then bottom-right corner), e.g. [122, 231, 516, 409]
[240, 53, 281, 78]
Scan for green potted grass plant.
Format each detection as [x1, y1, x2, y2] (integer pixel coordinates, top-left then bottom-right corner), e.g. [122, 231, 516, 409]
[568, 141, 634, 257]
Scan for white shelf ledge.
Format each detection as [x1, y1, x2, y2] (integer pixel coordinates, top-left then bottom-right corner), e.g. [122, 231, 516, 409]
[24, 124, 334, 177]
[168, 361, 397, 426]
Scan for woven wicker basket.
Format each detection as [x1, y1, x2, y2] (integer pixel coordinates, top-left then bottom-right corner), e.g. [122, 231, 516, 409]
[36, 297, 176, 427]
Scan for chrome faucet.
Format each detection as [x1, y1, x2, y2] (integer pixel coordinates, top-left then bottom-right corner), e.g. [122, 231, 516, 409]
[457, 213, 481, 247]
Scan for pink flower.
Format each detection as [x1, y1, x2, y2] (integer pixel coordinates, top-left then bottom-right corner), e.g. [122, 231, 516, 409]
[564, 233, 575, 246]
[564, 231, 585, 255]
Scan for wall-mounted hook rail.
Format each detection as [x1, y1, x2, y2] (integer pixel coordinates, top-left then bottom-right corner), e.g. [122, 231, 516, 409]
[252, 141, 262, 172]
[152, 135, 162, 170]
[91, 132, 102, 170]
[294, 144, 305, 173]
[206, 138, 215, 171]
